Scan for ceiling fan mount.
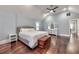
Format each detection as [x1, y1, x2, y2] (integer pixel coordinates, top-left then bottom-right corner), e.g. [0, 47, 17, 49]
[46, 5, 58, 13]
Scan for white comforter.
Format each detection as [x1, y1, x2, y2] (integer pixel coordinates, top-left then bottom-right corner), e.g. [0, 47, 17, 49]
[19, 31, 48, 48]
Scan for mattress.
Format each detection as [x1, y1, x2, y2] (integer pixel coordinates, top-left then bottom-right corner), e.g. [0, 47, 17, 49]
[19, 31, 48, 48]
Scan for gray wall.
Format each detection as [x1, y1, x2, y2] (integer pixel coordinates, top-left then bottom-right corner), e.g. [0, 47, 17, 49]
[0, 12, 37, 41]
[0, 6, 42, 41]
[55, 11, 79, 35]
[0, 6, 79, 41]
[40, 11, 79, 36]
[40, 13, 56, 31]
[17, 13, 36, 27]
[0, 12, 16, 41]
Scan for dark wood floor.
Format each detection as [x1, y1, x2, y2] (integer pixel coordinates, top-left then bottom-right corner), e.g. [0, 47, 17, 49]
[46, 36, 70, 54]
[0, 35, 79, 54]
[0, 38, 50, 54]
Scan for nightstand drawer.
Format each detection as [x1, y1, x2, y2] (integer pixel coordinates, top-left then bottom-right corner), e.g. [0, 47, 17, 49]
[9, 34, 17, 42]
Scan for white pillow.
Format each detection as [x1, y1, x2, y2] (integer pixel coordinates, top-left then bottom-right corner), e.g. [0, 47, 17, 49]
[20, 28, 35, 32]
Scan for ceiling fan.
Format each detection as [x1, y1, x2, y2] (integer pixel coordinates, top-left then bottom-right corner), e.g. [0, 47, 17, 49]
[46, 5, 58, 13]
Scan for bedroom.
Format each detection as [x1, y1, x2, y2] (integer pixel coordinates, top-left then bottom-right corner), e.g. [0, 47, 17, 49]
[0, 5, 79, 54]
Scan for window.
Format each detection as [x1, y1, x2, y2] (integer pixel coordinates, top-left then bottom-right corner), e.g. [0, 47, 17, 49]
[36, 22, 39, 30]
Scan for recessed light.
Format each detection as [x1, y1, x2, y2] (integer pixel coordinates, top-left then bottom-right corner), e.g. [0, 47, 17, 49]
[68, 7, 73, 11]
[43, 13, 49, 18]
[62, 8, 67, 11]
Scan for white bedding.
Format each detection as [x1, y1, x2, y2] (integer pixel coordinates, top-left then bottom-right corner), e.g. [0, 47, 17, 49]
[19, 31, 48, 48]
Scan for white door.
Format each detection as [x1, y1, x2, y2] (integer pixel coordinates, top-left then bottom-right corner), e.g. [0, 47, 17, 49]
[70, 19, 77, 34]
[77, 19, 79, 36]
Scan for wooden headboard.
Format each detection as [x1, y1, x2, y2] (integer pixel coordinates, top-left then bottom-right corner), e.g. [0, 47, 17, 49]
[16, 26, 35, 38]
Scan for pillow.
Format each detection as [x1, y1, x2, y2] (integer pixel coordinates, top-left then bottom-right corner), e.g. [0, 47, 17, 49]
[20, 28, 35, 32]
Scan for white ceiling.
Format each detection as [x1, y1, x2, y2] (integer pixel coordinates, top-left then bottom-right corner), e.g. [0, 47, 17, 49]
[34, 5, 79, 14]
[35, 5, 67, 13]
[0, 5, 79, 20]
[0, 5, 79, 14]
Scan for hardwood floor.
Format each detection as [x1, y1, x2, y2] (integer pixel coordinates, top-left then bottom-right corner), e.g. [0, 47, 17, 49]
[0, 38, 50, 54]
[46, 36, 69, 54]
[0, 35, 79, 54]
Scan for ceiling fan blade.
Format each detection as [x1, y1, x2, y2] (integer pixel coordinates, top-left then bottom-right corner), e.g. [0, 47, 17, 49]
[46, 6, 58, 13]
[53, 6, 58, 10]
[47, 8, 51, 10]
[51, 9, 54, 10]
[53, 10, 56, 12]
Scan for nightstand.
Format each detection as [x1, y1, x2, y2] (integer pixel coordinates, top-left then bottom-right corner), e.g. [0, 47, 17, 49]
[9, 34, 17, 42]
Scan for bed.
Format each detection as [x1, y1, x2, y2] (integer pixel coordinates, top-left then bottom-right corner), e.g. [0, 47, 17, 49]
[17, 26, 49, 49]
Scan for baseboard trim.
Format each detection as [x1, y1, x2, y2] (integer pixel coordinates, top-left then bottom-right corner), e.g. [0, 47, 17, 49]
[0, 39, 11, 45]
